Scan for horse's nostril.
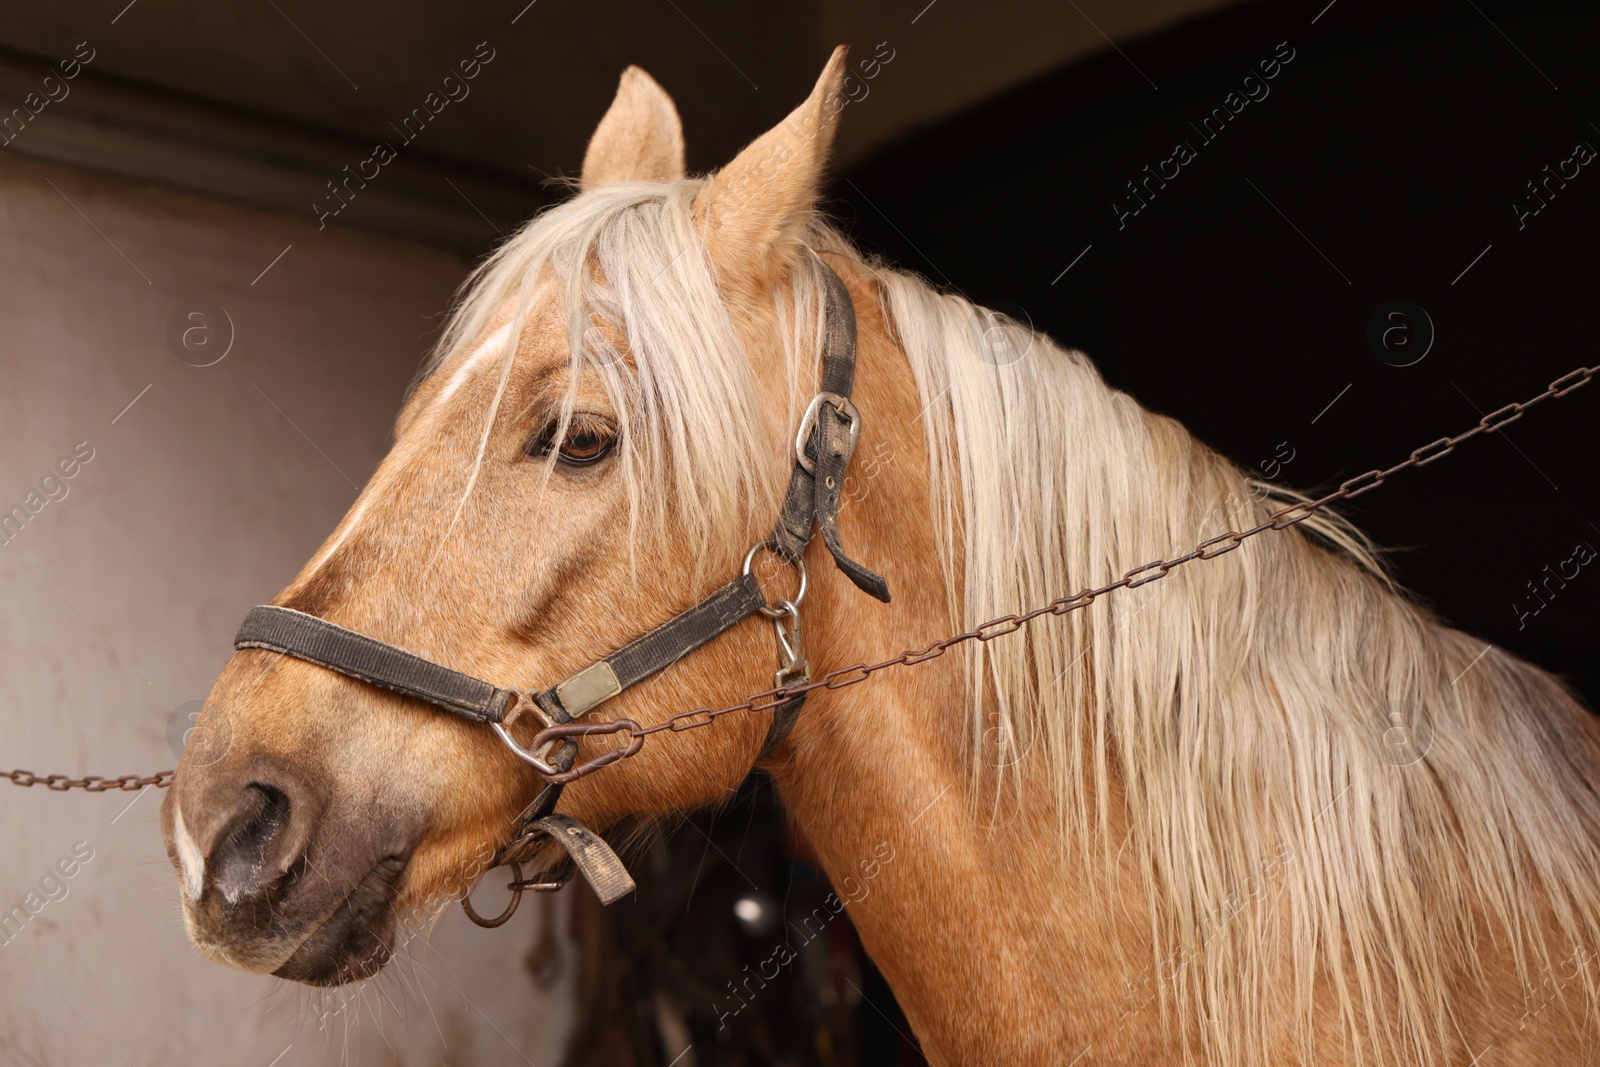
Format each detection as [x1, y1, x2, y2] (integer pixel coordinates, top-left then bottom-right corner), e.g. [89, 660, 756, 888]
[212, 782, 296, 904]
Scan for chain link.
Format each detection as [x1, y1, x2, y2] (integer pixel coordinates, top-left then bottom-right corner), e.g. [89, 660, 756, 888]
[8, 362, 1595, 794]
[5, 768, 175, 792]
[531, 362, 1597, 782]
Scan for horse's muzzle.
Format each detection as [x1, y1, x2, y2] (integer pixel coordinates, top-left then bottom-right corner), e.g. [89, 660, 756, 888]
[160, 745, 416, 984]
[271, 854, 409, 985]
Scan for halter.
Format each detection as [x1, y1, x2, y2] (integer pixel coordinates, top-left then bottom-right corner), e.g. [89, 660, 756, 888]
[230, 256, 889, 919]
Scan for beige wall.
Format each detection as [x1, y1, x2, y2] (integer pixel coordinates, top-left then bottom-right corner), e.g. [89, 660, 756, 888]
[0, 153, 574, 1066]
[0, 0, 1246, 192]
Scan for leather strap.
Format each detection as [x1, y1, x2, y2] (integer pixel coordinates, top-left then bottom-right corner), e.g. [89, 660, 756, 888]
[533, 572, 766, 721]
[234, 576, 775, 750]
[812, 398, 890, 601]
[758, 694, 805, 758]
[772, 260, 891, 602]
[235, 606, 516, 723]
[522, 813, 636, 905]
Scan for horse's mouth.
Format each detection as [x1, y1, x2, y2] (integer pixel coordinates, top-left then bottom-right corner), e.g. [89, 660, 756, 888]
[272, 854, 408, 986]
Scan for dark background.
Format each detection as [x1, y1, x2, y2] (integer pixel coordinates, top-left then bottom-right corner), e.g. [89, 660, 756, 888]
[839, 0, 1599, 705]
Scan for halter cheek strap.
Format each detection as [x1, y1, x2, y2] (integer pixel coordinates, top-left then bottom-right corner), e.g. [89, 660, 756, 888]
[229, 254, 888, 910]
[772, 263, 889, 602]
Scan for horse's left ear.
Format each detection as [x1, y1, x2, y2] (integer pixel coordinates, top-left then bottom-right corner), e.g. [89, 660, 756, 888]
[581, 66, 686, 188]
[694, 46, 849, 285]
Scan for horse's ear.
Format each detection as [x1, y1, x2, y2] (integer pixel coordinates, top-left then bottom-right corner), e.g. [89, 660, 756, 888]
[581, 67, 686, 188]
[693, 46, 849, 284]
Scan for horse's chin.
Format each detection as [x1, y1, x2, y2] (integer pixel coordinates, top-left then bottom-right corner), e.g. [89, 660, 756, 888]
[180, 853, 411, 988]
[269, 854, 409, 986]
[180, 847, 480, 987]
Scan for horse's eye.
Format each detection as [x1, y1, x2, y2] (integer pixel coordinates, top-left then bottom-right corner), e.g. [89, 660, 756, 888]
[530, 418, 617, 466]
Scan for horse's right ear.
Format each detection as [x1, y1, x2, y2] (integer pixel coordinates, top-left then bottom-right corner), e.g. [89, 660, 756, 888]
[693, 46, 849, 287]
[581, 67, 686, 188]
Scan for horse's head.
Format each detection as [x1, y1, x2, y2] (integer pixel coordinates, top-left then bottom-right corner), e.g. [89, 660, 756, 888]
[161, 50, 873, 985]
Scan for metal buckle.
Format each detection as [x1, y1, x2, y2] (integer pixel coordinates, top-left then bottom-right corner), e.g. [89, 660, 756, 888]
[794, 391, 861, 475]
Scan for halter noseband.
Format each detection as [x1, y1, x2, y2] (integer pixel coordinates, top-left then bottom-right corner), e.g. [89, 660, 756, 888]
[230, 256, 888, 913]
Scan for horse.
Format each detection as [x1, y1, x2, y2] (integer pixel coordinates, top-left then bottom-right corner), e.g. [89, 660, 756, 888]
[161, 47, 1600, 1065]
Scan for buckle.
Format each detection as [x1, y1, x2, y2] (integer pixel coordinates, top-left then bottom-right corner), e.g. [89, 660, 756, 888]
[794, 392, 861, 475]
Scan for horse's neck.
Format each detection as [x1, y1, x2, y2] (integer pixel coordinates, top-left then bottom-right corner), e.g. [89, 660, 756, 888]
[762, 266, 1167, 1059]
[771, 260, 1600, 1067]
[777, 260, 1600, 1065]
[770, 681, 1165, 1065]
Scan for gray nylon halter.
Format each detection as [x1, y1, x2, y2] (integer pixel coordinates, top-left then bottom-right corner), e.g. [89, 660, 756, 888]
[231, 255, 888, 908]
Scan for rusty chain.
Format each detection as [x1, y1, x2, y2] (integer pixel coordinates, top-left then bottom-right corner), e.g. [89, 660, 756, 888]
[8, 363, 1595, 793]
[4, 768, 175, 792]
[527, 362, 1598, 783]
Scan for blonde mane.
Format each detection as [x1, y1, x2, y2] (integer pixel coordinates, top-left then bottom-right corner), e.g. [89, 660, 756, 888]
[424, 183, 1600, 1065]
[876, 240, 1600, 1064]
[413, 180, 825, 581]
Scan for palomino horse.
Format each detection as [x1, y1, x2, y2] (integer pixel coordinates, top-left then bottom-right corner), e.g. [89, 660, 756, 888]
[163, 48, 1600, 1065]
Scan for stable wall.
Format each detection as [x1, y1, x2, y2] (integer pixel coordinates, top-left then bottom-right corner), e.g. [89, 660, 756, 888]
[0, 151, 574, 1067]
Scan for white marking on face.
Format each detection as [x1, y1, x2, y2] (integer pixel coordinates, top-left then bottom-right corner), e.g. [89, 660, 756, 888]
[173, 806, 206, 902]
[433, 323, 512, 408]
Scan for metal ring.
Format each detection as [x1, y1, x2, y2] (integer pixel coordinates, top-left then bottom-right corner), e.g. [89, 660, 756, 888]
[743, 542, 807, 616]
[461, 861, 523, 928]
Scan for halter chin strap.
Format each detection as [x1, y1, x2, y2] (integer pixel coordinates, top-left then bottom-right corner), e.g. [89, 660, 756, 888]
[231, 253, 886, 908]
